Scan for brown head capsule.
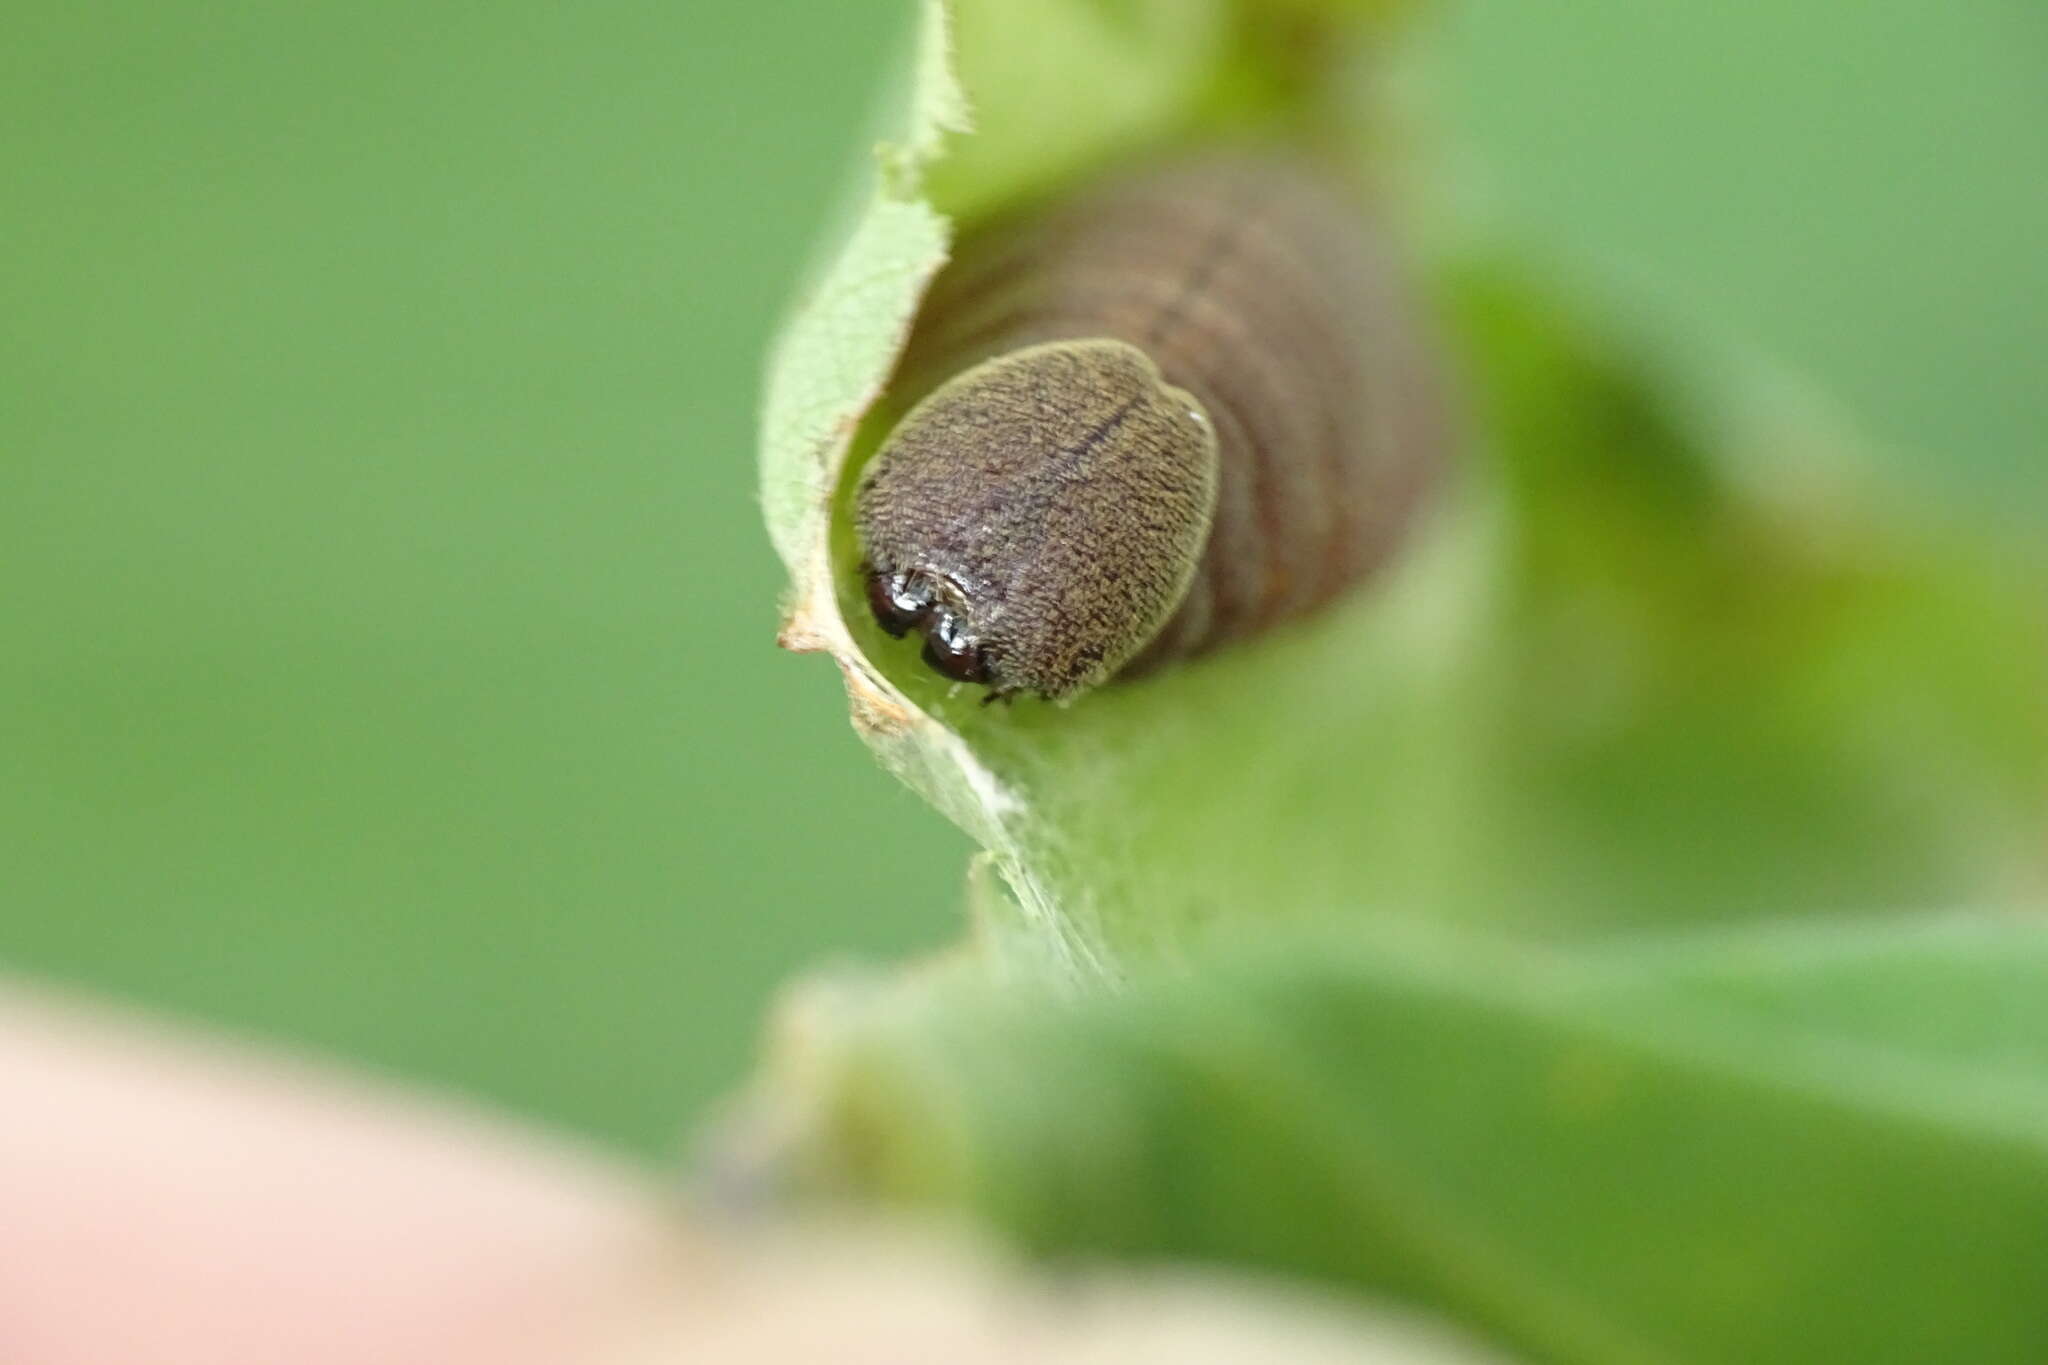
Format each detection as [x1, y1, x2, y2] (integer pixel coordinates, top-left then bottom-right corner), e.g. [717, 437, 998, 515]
[857, 340, 1217, 699]
[854, 154, 1448, 701]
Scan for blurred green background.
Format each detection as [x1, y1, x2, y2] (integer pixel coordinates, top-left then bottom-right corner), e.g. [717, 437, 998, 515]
[3, 0, 2040, 1158]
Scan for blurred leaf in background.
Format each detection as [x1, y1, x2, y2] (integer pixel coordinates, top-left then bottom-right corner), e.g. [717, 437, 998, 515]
[769, 911, 2048, 1365]
[1433, 0, 2047, 533]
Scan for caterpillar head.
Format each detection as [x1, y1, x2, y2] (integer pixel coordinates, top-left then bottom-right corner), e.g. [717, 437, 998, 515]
[855, 339, 1218, 701]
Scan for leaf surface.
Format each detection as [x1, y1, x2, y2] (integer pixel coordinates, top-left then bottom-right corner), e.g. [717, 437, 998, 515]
[764, 912, 2048, 1365]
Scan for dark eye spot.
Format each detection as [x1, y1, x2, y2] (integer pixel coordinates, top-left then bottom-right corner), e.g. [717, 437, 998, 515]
[920, 609, 991, 684]
[865, 565, 934, 638]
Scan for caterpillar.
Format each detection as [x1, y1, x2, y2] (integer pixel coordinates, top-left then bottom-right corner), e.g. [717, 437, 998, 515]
[854, 154, 1448, 702]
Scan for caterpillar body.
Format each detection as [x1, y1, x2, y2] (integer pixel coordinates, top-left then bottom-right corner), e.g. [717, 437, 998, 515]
[855, 155, 1448, 701]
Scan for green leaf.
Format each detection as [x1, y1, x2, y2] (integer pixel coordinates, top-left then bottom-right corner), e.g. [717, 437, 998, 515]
[759, 4, 2048, 973]
[759, 1, 960, 582]
[927, 0, 1235, 221]
[758, 911, 2048, 1365]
